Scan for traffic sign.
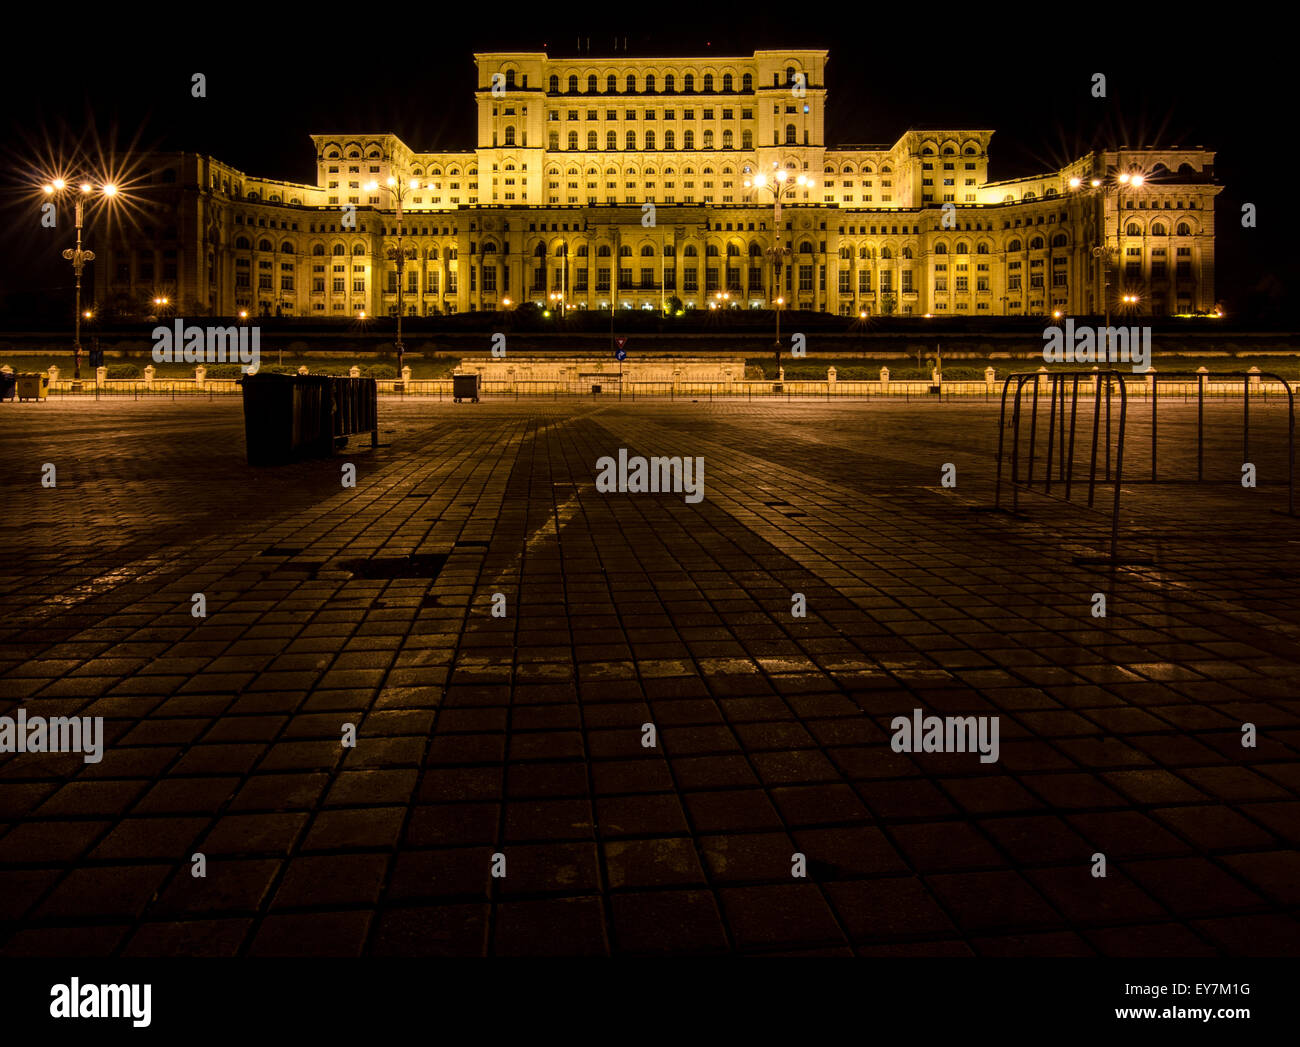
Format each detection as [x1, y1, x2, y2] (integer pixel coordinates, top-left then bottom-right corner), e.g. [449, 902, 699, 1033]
[616, 337, 627, 349]
[614, 348, 626, 361]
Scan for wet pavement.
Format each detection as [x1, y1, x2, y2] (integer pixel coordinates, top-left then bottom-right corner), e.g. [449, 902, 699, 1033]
[1, 396, 1297, 956]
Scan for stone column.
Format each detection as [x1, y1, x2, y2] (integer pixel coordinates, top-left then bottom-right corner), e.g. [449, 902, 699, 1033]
[879, 366, 889, 394]
[195, 365, 206, 388]
[144, 365, 155, 387]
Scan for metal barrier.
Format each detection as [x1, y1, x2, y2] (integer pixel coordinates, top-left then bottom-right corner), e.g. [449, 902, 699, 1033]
[1142, 371, 1295, 516]
[241, 373, 378, 465]
[995, 369, 1127, 563]
[994, 368, 1298, 563]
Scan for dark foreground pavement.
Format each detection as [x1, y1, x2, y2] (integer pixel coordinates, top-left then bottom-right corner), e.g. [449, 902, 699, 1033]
[1, 396, 1298, 956]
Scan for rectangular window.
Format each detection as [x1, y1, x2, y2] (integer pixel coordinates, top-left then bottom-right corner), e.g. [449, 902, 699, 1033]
[798, 264, 813, 292]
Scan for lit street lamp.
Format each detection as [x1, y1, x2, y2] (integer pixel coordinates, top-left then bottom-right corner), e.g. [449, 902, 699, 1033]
[366, 175, 421, 385]
[43, 177, 118, 389]
[1069, 163, 1145, 328]
[744, 164, 815, 380]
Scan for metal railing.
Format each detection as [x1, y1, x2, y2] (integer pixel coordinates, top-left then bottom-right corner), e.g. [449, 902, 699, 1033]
[996, 370, 1128, 562]
[994, 369, 1297, 564]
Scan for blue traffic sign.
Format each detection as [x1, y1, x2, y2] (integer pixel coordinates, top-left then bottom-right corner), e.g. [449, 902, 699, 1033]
[615, 348, 627, 361]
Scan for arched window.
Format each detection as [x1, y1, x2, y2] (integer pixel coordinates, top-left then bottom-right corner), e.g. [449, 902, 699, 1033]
[645, 130, 656, 150]
[881, 246, 892, 259]
[977, 243, 989, 254]
[684, 244, 698, 256]
[798, 242, 812, 254]
[626, 73, 636, 92]
[641, 244, 654, 256]
[646, 74, 656, 93]
[785, 124, 796, 145]
[534, 242, 546, 257]
[587, 131, 597, 150]
[1177, 222, 1192, 236]
[627, 130, 636, 149]
[785, 65, 796, 83]
[1007, 239, 1021, 252]
[619, 245, 632, 257]
[902, 247, 913, 259]
[550, 75, 560, 92]
[504, 126, 516, 146]
[859, 246, 869, 259]
[703, 130, 714, 148]
[935, 243, 948, 255]
[665, 73, 675, 92]
[577, 245, 588, 257]
[312, 244, 325, 256]
[1126, 222, 1141, 236]
[598, 244, 611, 257]
[549, 131, 559, 150]
[1029, 236, 1044, 250]
[607, 130, 617, 150]
[750, 242, 762, 257]
[258, 239, 272, 251]
[568, 131, 578, 149]
[607, 74, 617, 92]
[722, 73, 733, 91]
[587, 74, 597, 93]
[742, 73, 753, 91]
[353, 244, 365, 256]
[684, 73, 695, 92]
[236, 236, 251, 249]
[428, 246, 439, 260]
[707, 244, 720, 257]
[665, 130, 675, 150]
[742, 130, 752, 150]
[1151, 222, 1167, 236]
[722, 130, 733, 149]
[1051, 233, 1067, 248]
[684, 130, 695, 149]
[703, 73, 714, 92]
[955, 241, 969, 254]
[568, 74, 578, 93]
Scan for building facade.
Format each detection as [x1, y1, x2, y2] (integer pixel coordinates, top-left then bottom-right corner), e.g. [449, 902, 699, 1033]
[100, 49, 1221, 320]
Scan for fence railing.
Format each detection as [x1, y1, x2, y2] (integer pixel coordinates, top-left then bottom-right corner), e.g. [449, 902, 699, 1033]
[994, 369, 1297, 565]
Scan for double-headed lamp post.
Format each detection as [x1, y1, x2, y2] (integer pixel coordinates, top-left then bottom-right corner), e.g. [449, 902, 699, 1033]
[365, 175, 421, 383]
[43, 177, 118, 387]
[744, 164, 814, 378]
[1068, 167, 1145, 328]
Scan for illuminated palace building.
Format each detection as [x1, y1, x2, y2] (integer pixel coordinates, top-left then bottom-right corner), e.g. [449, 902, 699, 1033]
[104, 50, 1221, 319]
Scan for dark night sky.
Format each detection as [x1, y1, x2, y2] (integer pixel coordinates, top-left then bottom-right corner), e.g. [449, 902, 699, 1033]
[1, 5, 1292, 321]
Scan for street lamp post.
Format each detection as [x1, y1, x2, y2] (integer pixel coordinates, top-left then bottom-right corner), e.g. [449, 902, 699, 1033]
[1069, 160, 1144, 327]
[44, 178, 118, 390]
[744, 164, 815, 380]
[366, 175, 421, 386]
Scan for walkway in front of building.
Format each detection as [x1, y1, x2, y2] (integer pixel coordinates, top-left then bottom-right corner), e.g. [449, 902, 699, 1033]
[0, 397, 1297, 956]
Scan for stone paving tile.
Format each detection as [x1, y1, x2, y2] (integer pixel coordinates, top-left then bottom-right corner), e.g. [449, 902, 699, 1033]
[1, 398, 1298, 956]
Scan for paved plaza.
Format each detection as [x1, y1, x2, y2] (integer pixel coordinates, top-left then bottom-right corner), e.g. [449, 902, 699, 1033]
[1, 394, 1298, 956]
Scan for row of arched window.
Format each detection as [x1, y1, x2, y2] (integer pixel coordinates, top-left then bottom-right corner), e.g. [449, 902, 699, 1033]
[542, 128, 755, 151]
[545, 71, 762, 95]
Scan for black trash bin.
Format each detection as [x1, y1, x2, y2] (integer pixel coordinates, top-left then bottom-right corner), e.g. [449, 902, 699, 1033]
[242, 372, 333, 465]
[453, 373, 480, 403]
[0, 371, 15, 402]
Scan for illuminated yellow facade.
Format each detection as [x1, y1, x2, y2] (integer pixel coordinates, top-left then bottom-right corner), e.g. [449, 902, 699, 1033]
[102, 49, 1221, 319]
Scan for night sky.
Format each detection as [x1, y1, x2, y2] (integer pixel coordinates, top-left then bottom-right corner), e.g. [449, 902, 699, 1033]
[1, 5, 1291, 321]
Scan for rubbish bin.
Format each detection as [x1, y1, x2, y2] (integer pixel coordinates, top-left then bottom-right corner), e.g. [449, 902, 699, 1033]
[241, 372, 332, 465]
[0, 371, 15, 402]
[16, 374, 49, 402]
[453, 373, 480, 403]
